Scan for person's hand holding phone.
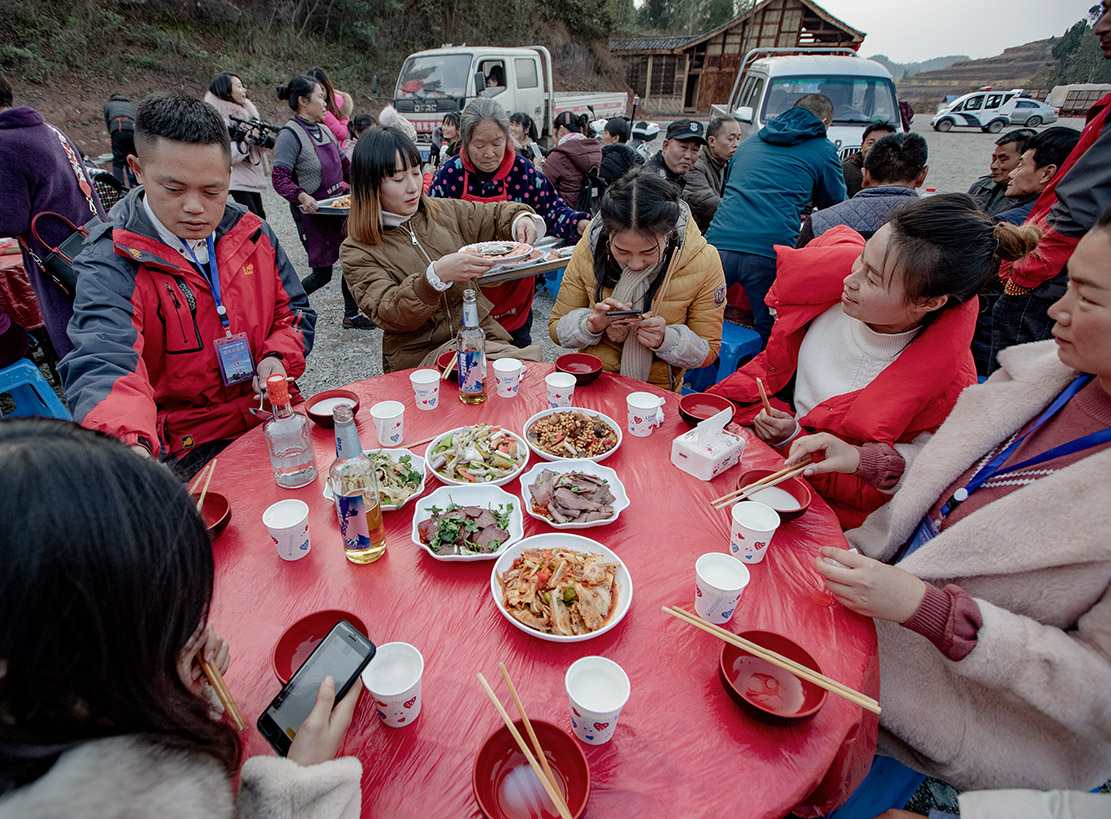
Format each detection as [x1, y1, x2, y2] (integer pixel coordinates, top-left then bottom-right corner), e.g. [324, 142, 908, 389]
[177, 623, 230, 698]
[288, 676, 363, 767]
[585, 298, 632, 335]
[634, 315, 667, 349]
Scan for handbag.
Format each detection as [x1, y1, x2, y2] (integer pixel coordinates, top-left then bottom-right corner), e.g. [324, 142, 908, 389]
[19, 124, 104, 296]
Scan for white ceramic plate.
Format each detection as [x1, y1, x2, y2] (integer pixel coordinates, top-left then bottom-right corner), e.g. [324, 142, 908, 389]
[519, 459, 629, 529]
[426, 424, 530, 487]
[522, 408, 622, 463]
[411, 484, 524, 562]
[322, 448, 427, 511]
[460, 240, 533, 264]
[490, 534, 633, 642]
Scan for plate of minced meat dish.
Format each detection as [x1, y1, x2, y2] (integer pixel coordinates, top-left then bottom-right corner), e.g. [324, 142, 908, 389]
[519, 459, 630, 529]
[411, 485, 524, 561]
[523, 409, 622, 463]
[490, 534, 633, 642]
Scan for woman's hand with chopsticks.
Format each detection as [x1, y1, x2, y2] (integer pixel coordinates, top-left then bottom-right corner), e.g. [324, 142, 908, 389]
[177, 623, 230, 697]
[752, 406, 799, 446]
[785, 432, 859, 475]
[288, 676, 363, 766]
[814, 547, 927, 624]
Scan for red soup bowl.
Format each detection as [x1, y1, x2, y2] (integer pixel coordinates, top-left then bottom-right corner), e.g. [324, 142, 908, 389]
[437, 351, 460, 382]
[305, 389, 361, 427]
[678, 393, 736, 427]
[473, 719, 590, 819]
[555, 353, 603, 385]
[719, 631, 828, 726]
[192, 491, 231, 539]
[272, 610, 369, 684]
[735, 468, 812, 521]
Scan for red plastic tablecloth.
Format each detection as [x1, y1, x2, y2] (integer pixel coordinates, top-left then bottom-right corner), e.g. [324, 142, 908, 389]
[207, 363, 878, 818]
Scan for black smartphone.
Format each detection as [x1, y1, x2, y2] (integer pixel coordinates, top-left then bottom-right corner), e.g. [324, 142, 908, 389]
[605, 309, 642, 318]
[256, 620, 375, 756]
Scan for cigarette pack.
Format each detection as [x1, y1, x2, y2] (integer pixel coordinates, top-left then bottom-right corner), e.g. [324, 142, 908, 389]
[670, 408, 746, 481]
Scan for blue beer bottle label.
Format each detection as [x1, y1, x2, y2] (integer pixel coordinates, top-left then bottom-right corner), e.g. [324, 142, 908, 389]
[458, 350, 485, 395]
[336, 492, 371, 550]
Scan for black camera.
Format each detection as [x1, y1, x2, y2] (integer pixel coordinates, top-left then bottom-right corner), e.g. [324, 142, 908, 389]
[228, 114, 279, 152]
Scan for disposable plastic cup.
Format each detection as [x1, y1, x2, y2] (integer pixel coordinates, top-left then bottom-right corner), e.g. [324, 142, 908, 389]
[370, 400, 405, 446]
[409, 369, 440, 410]
[263, 499, 311, 562]
[493, 358, 523, 398]
[564, 655, 630, 745]
[729, 501, 781, 565]
[362, 642, 424, 728]
[545, 372, 576, 408]
[626, 391, 665, 437]
[694, 552, 750, 624]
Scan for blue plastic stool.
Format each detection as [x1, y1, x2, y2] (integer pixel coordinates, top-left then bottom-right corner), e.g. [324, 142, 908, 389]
[0, 358, 71, 419]
[544, 267, 566, 297]
[825, 755, 927, 819]
[682, 322, 763, 393]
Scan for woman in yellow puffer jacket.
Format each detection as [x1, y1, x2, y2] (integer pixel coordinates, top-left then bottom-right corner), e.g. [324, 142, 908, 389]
[549, 169, 726, 391]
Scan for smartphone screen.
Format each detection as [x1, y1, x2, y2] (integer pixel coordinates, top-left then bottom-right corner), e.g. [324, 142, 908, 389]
[258, 621, 374, 755]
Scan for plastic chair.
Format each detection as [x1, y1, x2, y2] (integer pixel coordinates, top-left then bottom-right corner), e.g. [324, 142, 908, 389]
[0, 358, 71, 419]
[825, 755, 927, 819]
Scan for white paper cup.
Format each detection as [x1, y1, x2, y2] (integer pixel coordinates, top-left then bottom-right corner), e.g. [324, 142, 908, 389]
[565, 656, 630, 745]
[626, 391, 665, 437]
[409, 369, 440, 410]
[262, 499, 311, 561]
[362, 642, 424, 728]
[545, 372, 576, 408]
[694, 552, 750, 624]
[493, 358, 523, 398]
[729, 501, 781, 565]
[370, 400, 405, 446]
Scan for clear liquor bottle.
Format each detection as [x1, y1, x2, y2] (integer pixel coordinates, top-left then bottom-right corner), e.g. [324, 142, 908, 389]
[328, 404, 387, 564]
[457, 288, 487, 405]
[263, 374, 318, 489]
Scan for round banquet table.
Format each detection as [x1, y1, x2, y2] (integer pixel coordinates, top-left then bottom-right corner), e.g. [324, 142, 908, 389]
[206, 362, 878, 818]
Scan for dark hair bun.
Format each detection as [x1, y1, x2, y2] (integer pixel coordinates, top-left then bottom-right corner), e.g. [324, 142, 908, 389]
[276, 85, 290, 100]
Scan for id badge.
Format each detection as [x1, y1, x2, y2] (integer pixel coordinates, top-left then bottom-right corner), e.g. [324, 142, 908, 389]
[905, 513, 941, 557]
[214, 332, 255, 386]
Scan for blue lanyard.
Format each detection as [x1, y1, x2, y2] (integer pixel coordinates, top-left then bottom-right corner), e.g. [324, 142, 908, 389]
[180, 235, 230, 332]
[941, 374, 1110, 516]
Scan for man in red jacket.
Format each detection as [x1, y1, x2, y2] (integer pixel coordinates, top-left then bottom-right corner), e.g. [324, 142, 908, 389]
[60, 92, 315, 479]
[990, 0, 1111, 370]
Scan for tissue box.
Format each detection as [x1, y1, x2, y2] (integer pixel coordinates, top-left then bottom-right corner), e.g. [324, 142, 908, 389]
[670, 427, 746, 481]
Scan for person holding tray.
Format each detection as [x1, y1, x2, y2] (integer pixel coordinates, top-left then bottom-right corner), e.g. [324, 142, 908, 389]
[429, 97, 589, 347]
[785, 209, 1111, 794]
[548, 169, 726, 391]
[0, 419, 364, 817]
[271, 74, 372, 330]
[340, 126, 545, 372]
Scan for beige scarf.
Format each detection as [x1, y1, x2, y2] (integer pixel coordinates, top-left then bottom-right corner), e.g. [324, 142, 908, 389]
[610, 257, 664, 382]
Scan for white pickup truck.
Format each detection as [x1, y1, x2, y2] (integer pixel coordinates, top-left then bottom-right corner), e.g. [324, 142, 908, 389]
[394, 45, 627, 147]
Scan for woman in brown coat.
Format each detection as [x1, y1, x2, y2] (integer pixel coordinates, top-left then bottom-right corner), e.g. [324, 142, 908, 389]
[340, 127, 546, 372]
[543, 111, 601, 208]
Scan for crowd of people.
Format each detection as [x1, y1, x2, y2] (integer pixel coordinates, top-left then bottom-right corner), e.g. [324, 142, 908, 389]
[2, 6, 1111, 814]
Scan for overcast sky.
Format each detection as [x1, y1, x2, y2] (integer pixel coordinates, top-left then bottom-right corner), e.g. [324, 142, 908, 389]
[818, 0, 1099, 63]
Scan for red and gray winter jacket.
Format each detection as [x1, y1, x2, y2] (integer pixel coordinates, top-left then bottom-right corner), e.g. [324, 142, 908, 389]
[60, 191, 315, 458]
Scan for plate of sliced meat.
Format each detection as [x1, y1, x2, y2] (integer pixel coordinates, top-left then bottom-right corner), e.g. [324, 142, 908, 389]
[410, 485, 524, 561]
[519, 460, 629, 529]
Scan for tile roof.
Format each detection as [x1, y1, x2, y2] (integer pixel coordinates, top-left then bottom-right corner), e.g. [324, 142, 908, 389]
[609, 35, 700, 52]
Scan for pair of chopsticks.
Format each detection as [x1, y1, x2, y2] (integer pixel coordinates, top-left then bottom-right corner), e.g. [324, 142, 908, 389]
[647, 243, 683, 318]
[478, 664, 573, 819]
[662, 606, 880, 715]
[198, 651, 247, 730]
[709, 459, 812, 509]
[188, 458, 218, 512]
[441, 355, 457, 380]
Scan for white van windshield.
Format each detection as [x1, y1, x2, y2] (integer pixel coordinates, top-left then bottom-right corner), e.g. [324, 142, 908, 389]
[396, 54, 473, 98]
[762, 75, 899, 125]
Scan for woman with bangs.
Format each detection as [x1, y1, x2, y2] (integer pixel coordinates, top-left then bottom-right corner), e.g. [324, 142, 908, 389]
[340, 127, 546, 373]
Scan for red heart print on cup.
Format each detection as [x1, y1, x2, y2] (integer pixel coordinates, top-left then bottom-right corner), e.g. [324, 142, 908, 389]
[634, 416, 643, 424]
[403, 696, 416, 709]
[593, 722, 609, 731]
[755, 541, 767, 549]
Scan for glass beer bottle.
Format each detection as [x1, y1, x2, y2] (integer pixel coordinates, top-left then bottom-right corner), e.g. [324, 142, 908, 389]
[328, 404, 387, 564]
[457, 288, 487, 405]
[263, 373, 318, 489]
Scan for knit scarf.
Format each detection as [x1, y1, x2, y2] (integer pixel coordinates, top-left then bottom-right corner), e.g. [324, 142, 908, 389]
[611, 258, 663, 382]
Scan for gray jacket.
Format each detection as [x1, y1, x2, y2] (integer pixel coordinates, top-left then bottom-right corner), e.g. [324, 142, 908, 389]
[684, 146, 727, 232]
[799, 185, 919, 246]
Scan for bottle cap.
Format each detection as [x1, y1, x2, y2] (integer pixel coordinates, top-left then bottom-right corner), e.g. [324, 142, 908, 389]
[266, 374, 289, 405]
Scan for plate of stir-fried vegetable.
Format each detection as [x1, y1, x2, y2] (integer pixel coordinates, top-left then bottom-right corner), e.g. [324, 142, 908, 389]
[322, 448, 427, 510]
[491, 534, 633, 642]
[426, 423, 529, 486]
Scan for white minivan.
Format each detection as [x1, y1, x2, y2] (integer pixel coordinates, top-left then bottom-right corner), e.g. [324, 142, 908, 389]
[931, 89, 1059, 133]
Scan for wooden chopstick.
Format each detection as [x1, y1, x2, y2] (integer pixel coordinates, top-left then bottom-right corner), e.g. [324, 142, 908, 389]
[477, 673, 573, 819]
[663, 606, 880, 714]
[709, 459, 811, 508]
[193, 459, 217, 513]
[648, 243, 683, 318]
[187, 459, 213, 495]
[756, 378, 774, 416]
[441, 355, 457, 381]
[407, 432, 445, 449]
[498, 663, 562, 811]
[198, 651, 247, 730]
